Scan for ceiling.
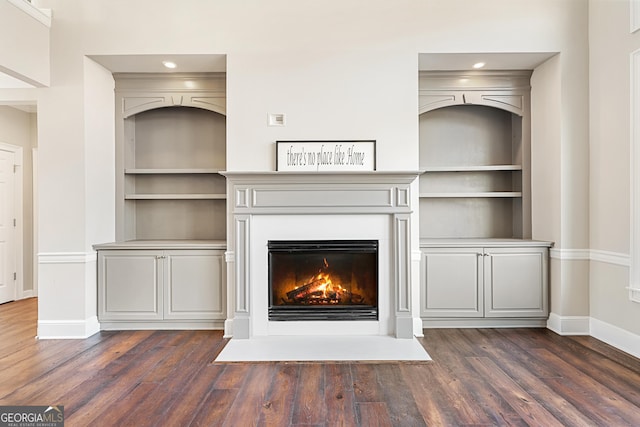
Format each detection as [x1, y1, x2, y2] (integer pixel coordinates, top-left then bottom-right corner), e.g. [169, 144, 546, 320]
[1, 52, 556, 114]
[87, 54, 227, 74]
[418, 52, 558, 71]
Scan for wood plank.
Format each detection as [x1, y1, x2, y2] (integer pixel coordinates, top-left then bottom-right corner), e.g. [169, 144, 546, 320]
[400, 361, 476, 426]
[468, 330, 598, 426]
[220, 363, 275, 427]
[154, 365, 230, 426]
[467, 356, 565, 426]
[357, 402, 394, 427]
[569, 335, 640, 374]
[291, 364, 326, 425]
[59, 333, 181, 422]
[213, 363, 252, 389]
[533, 348, 640, 426]
[117, 331, 228, 426]
[422, 329, 513, 425]
[189, 389, 237, 426]
[323, 364, 357, 426]
[374, 364, 426, 426]
[352, 363, 384, 402]
[258, 363, 298, 426]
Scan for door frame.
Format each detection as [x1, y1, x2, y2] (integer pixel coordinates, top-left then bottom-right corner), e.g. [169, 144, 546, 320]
[0, 142, 23, 301]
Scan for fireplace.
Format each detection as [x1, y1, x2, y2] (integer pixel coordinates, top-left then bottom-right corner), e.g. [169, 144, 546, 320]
[268, 240, 378, 321]
[222, 171, 420, 339]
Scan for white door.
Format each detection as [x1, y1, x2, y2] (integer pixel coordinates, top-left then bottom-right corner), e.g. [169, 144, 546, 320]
[0, 148, 16, 303]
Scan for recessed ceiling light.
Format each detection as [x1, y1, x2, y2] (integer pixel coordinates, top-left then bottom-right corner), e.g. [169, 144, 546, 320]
[162, 61, 177, 69]
[472, 62, 486, 69]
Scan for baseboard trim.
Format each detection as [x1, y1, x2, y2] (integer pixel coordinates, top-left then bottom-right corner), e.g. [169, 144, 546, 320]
[590, 317, 640, 359]
[223, 319, 234, 338]
[546, 313, 590, 335]
[37, 316, 100, 339]
[422, 318, 548, 328]
[99, 320, 224, 331]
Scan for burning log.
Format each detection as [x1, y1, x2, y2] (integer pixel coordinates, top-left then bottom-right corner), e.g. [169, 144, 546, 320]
[285, 278, 325, 301]
[284, 276, 365, 305]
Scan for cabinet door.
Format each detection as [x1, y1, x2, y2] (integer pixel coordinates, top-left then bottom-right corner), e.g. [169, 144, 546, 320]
[484, 247, 548, 318]
[98, 250, 162, 321]
[163, 250, 225, 320]
[421, 248, 484, 317]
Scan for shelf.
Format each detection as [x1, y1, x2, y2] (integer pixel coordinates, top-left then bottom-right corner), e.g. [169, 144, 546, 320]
[419, 238, 553, 248]
[419, 192, 522, 198]
[125, 194, 227, 200]
[421, 165, 522, 172]
[125, 168, 222, 174]
[94, 240, 227, 250]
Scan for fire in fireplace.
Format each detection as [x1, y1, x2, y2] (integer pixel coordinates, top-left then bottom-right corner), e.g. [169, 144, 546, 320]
[268, 240, 378, 321]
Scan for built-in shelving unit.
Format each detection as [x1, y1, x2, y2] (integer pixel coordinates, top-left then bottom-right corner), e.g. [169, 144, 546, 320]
[115, 76, 227, 242]
[418, 83, 528, 238]
[95, 73, 227, 330]
[418, 70, 550, 325]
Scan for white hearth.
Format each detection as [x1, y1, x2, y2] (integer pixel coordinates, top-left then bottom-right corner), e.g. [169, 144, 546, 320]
[222, 171, 421, 340]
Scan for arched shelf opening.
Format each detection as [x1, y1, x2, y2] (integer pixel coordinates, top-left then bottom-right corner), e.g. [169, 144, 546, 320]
[115, 74, 227, 242]
[417, 75, 531, 240]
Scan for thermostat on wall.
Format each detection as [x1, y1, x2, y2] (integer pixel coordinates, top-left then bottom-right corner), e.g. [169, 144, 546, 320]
[268, 113, 286, 126]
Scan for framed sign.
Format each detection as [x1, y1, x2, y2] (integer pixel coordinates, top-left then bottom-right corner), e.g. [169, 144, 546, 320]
[276, 140, 376, 172]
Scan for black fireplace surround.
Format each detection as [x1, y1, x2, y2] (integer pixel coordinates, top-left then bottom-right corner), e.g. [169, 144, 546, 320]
[268, 240, 379, 321]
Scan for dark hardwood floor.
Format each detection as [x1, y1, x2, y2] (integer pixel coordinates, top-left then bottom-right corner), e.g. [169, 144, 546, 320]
[1, 298, 639, 426]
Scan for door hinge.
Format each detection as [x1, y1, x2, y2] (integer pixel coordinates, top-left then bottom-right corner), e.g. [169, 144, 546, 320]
[13, 164, 17, 173]
[13, 272, 16, 281]
[13, 218, 16, 227]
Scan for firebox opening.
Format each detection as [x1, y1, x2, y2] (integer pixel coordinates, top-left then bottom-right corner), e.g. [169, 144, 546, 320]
[268, 240, 379, 321]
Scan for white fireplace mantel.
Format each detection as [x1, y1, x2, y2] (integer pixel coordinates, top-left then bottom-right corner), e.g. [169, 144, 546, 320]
[221, 171, 421, 339]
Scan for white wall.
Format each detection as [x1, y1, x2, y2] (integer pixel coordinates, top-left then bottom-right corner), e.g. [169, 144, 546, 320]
[589, 0, 640, 344]
[0, 0, 597, 338]
[0, 0, 50, 87]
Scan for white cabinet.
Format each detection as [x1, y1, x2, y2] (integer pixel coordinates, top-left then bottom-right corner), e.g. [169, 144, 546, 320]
[96, 244, 226, 329]
[421, 241, 550, 325]
[421, 247, 483, 317]
[98, 249, 163, 321]
[484, 246, 548, 318]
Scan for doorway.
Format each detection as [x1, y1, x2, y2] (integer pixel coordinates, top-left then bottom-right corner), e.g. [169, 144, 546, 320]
[0, 143, 22, 304]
